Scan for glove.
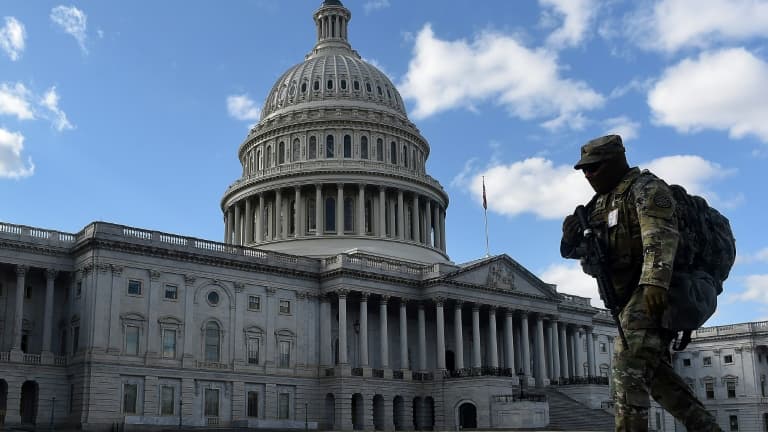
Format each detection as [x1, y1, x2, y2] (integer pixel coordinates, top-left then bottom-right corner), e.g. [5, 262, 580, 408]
[643, 284, 667, 316]
[562, 214, 582, 245]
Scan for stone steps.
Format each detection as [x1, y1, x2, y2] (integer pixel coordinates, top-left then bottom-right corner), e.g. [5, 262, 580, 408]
[545, 389, 615, 431]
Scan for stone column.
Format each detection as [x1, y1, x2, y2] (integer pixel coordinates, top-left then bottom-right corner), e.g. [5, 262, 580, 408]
[12, 265, 27, 351]
[320, 296, 332, 367]
[488, 307, 499, 368]
[399, 299, 409, 370]
[504, 310, 515, 372]
[379, 296, 389, 368]
[275, 189, 283, 240]
[359, 293, 369, 367]
[472, 305, 481, 368]
[315, 185, 323, 236]
[435, 298, 446, 370]
[433, 205, 442, 251]
[586, 327, 595, 377]
[439, 207, 446, 252]
[397, 190, 404, 240]
[608, 336, 615, 396]
[245, 197, 253, 244]
[234, 201, 242, 245]
[574, 327, 583, 378]
[379, 187, 387, 238]
[520, 312, 531, 377]
[418, 302, 427, 371]
[411, 195, 420, 242]
[257, 194, 264, 242]
[551, 319, 561, 381]
[425, 199, 432, 247]
[225, 207, 233, 243]
[535, 314, 547, 387]
[42, 269, 57, 355]
[337, 183, 344, 235]
[338, 290, 349, 365]
[295, 187, 302, 237]
[559, 322, 569, 379]
[454, 301, 464, 370]
[358, 184, 366, 236]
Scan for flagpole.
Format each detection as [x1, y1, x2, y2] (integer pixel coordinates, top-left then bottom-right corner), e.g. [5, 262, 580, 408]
[483, 176, 490, 257]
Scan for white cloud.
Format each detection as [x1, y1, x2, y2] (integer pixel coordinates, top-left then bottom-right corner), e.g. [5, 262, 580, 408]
[50, 5, 88, 53]
[736, 248, 768, 264]
[0, 128, 34, 179]
[733, 274, 768, 303]
[540, 262, 601, 307]
[399, 25, 604, 127]
[40, 87, 74, 131]
[539, 0, 597, 49]
[629, 0, 768, 53]
[648, 48, 768, 143]
[0, 82, 35, 120]
[226, 94, 260, 122]
[641, 155, 731, 198]
[603, 116, 640, 141]
[0, 17, 26, 61]
[363, 0, 390, 14]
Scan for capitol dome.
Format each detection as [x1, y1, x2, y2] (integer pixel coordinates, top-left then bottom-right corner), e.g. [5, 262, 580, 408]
[221, 0, 450, 263]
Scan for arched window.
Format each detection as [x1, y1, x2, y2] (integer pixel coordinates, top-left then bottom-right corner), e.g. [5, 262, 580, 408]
[278, 141, 285, 165]
[360, 136, 369, 160]
[341, 79, 347, 90]
[343, 135, 352, 158]
[292, 139, 300, 162]
[325, 197, 336, 232]
[364, 199, 373, 234]
[301, 82, 307, 93]
[307, 198, 316, 232]
[204, 321, 221, 362]
[313, 80, 320, 91]
[353, 80, 360, 91]
[390, 142, 397, 165]
[344, 197, 354, 232]
[326, 135, 335, 158]
[257, 149, 263, 170]
[327, 80, 334, 90]
[309, 136, 317, 160]
[403, 144, 408, 167]
[266, 145, 273, 168]
[376, 139, 383, 162]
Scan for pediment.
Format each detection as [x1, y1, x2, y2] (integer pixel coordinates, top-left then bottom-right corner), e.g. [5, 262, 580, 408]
[442, 255, 558, 298]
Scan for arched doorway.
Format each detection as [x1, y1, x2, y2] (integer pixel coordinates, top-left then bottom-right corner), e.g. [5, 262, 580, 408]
[20, 381, 38, 424]
[393, 396, 405, 431]
[446, 350, 455, 371]
[351, 393, 364, 430]
[373, 395, 384, 430]
[0, 379, 7, 425]
[412, 397, 423, 430]
[324, 393, 335, 429]
[458, 402, 477, 429]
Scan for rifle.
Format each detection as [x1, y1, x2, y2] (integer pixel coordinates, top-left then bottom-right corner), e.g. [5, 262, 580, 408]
[575, 205, 629, 349]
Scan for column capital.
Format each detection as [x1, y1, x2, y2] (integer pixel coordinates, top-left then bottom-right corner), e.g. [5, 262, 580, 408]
[183, 274, 196, 285]
[399, 297, 411, 306]
[518, 310, 529, 318]
[150, 270, 162, 281]
[112, 265, 124, 276]
[336, 182, 345, 188]
[547, 314, 560, 322]
[45, 268, 59, 280]
[15, 264, 28, 276]
[336, 288, 350, 298]
[472, 303, 481, 312]
[379, 294, 391, 305]
[314, 184, 322, 191]
[433, 296, 446, 307]
[454, 300, 465, 308]
[584, 325, 594, 333]
[488, 305, 498, 313]
[359, 291, 370, 301]
[358, 183, 366, 190]
[504, 308, 516, 317]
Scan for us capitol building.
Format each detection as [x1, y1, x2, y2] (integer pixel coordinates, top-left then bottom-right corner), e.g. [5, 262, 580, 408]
[0, 1, 618, 430]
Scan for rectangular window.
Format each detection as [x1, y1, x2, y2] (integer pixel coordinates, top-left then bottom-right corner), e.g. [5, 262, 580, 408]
[160, 386, 175, 416]
[279, 300, 291, 315]
[204, 389, 219, 417]
[247, 391, 259, 418]
[683, 358, 691, 367]
[730, 414, 739, 431]
[164, 284, 178, 300]
[76, 281, 82, 297]
[724, 354, 734, 364]
[127, 279, 143, 296]
[600, 342, 607, 353]
[162, 329, 176, 359]
[248, 296, 261, 311]
[279, 341, 290, 368]
[125, 326, 140, 355]
[72, 326, 80, 354]
[703, 356, 712, 366]
[705, 382, 715, 400]
[307, 199, 317, 231]
[727, 381, 737, 398]
[278, 393, 290, 420]
[247, 338, 260, 365]
[24, 284, 31, 299]
[123, 383, 138, 414]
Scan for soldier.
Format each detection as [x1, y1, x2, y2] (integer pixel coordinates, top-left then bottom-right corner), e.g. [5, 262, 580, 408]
[560, 135, 722, 432]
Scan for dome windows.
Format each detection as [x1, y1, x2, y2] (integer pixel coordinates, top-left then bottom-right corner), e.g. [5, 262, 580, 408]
[326, 135, 335, 158]
[327, 80, 334, 90]
[308, 136, 317, 160]
[353, 80, 360, 91]
[313, 80, 320, 91]
[343, 135, 352, 158]
[278, 141, 286, 165]
[292, 139, 300, 162]
[365, 82, 372, 93]
[377, 85, 383, 96]
[390, 141, 397, 164]
[341, 79, 347, 90]
[289, 83, 297, 97]
[360, 136, 369, 160]
[376, 139, 384, 162]
[301, 82, 308, 93]
[402, 144, 408, 167]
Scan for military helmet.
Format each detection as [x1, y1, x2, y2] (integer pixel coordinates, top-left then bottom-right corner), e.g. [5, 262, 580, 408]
[574, 134, 625, 170]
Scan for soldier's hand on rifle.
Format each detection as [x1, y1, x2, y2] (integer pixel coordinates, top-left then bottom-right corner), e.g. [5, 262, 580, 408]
[562, 214, 582, 245]
[643, 284, 667, 315]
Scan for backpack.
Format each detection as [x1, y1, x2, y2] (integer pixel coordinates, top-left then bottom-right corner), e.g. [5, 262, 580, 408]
[660, 183, 736, 350]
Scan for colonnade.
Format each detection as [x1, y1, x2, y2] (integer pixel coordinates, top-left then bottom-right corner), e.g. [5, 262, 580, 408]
[224, 184, 447, 252]
[6, 265, 59, 359]
[318, 290, 609, 387]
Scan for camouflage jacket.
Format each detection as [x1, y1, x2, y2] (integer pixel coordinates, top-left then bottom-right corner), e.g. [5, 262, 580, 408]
[569, 167, 680, 329]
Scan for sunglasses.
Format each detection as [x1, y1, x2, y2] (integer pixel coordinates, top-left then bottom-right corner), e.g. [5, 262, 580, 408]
[581, 161, 603, 174]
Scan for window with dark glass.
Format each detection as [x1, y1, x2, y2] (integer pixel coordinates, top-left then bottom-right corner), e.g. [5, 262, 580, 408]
[205, 322, 220, 362]
[248, 295, 261, 311]
[278, 142, 285, 164]
[292, 139, 300, 162]
[279, 300, 291, 315]
[343, 135, 352, 158]
[204, 388, 219, 417]
[308, 136, 317, 159]
[266, 145, 273, 168]
[162, 329, 176, 358]
[325, 197, 336, 232]
[125, 326, 139, 355]
[123, 383, 138, 414]
[729, 414, 739, 431]
[724, 354, 734, 364]
[344, 197, 354, 232]
[705, 381, 715, 399]
[683, 358, 691, 367]
[703, 356, 712, 366]
[390, 142, 397, 164]
[164, 284, 178, 300]
[327, 80, 333, 90]
[354, 80, 360, 91]
[365, 82, 372, 93]
[289, 200, 296, 235]
[376, 139, 383, 161]
[326, 135, 334, 158]
[301, 82, 307, 93]
[313, 80, 320, 91]
[341, 79, 347, 90]
[727, 380, 737, 398]
[278, 393, 290, 419]
[160, 386, 175, 416]
[247, 392, 259, 418]
[279, 341, 290, 368]
[247, 337, 259, 365]
[360, 136, 369, 159]
[128, 279, 142, 296]
[403, 144, 408, 167]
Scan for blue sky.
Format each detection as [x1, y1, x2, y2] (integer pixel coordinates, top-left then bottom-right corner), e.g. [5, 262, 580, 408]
[1, 0, 767, 326]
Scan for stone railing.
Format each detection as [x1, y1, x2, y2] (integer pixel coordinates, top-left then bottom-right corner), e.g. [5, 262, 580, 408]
[411, 371, 433, 381]
[54, 355, 67, 366]
[23, 354, 41, 365]
[0, 222, 77, 248]
[691, 320, 768, 339]
[444, 367, 515, 379]
[372, 369, 384, 378]
[226, 160, 446, 195]
[321, 252, 432, 279]
[0, 352, 9, 362]
[206, 417, 220, 426]
[196, 361, 229, 370]
[560, 293, 592, 308]
[493, 393, 547, 403]
[392, 370, 404, 380]
[558, 376, 609, 386]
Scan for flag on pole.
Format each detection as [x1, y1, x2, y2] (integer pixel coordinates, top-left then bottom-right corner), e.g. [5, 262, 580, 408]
[482, 176, 487, 210]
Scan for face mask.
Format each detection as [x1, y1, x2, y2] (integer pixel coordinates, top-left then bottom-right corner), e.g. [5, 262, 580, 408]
[584, 156, 627, 194]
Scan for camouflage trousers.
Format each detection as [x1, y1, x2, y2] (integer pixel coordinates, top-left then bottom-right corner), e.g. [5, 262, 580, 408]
[613, 328, 722, 432]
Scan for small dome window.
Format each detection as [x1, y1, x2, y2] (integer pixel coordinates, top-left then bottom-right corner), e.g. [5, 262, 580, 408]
[327, 80, 334, 90]
[289, 83, 297, 97]
[386, 87, 392, 98]
[301, 82, 308, 93]
[313, 80, 320, 91]
[365, 82, 372, 93]
[207, 291, 220, 306]
[353, 80, 360, 91]
[341, 80, 347, 90]
[377, 86, 383, 96]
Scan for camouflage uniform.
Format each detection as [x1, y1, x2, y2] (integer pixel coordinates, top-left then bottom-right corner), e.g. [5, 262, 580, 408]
[562, 136, 722, 432]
